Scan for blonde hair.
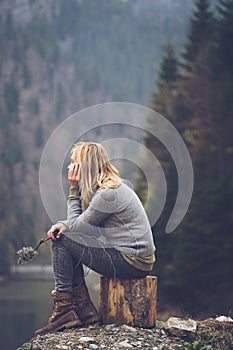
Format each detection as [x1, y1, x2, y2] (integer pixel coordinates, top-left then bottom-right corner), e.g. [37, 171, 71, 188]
[71, 142, 121, 208]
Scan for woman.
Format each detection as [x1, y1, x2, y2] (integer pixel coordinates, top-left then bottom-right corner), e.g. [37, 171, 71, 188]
[36, 142, 156, 335]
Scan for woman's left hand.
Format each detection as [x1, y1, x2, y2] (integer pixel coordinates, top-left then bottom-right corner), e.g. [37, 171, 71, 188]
[68, 162, 80, 187]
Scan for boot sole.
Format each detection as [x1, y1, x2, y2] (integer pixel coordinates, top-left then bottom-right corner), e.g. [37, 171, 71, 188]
[36, 319, 82, 336]
[35, 310, 82, 336]
[57, 319, 82, 331]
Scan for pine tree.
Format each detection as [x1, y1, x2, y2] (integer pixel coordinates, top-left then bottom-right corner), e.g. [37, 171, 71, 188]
[213, 0, 233, 163]
[135, 42, 180, 312]
[147, 41, 180, 213]
[151, 41, 179, 120]
[216, 0, 233, 75]
[174, 0, 215, 150]
[157, 42, 179, 88]
[183, 0, 214, 72]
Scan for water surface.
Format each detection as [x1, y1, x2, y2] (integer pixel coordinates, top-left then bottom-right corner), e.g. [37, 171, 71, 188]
[0, 279, 54, 350]
[0, 267, 100, 350]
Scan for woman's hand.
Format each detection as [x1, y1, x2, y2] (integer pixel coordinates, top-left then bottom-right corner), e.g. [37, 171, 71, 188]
[47, 223, 67, 241]
[68, 162, 80, 187]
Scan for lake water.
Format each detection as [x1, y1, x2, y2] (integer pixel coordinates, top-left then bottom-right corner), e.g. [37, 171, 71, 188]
[0, 278, 54, 350]
[0, 267, 100, 350]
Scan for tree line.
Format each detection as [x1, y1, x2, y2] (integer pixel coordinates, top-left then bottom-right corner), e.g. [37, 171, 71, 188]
[139, 0, 233, 318]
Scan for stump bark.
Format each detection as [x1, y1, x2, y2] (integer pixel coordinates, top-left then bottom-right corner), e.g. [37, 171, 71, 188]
[99, 276, 157, 328]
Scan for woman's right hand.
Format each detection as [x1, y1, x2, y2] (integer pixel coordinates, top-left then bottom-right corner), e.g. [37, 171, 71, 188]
[47, 223, 66, 241]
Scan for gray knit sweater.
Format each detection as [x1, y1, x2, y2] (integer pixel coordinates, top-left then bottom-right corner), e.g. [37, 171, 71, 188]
[59, 182, 156, 258]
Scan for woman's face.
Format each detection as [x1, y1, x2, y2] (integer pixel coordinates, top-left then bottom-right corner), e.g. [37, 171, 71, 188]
[72, 147, 80, 162]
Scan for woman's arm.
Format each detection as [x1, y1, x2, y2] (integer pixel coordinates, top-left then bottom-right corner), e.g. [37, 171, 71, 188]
[47, 186, 82, 240]
[60, 188, 117, 234]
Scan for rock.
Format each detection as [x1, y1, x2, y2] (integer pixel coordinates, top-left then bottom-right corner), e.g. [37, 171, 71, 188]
[215, 315, 233, 322]
[118, 340, 133, 348]
[79, 336, 95, 342]
[120, 324, 137, 332]
[89, 344, 99, 349]
[163, 317, 197, 340]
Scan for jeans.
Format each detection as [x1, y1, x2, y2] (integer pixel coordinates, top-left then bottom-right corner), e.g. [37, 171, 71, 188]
[51, 234, 149, 292]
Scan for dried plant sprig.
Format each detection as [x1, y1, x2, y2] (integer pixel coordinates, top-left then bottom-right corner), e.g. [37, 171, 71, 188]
[16, 246, 39, 264]
[16, 229, 61, 264]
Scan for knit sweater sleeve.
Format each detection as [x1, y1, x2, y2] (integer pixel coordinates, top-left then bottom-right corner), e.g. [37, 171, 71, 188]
[58, 188, 117, 236]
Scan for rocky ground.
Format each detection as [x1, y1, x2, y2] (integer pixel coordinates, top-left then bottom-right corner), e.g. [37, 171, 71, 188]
[19, 317, 233, 350]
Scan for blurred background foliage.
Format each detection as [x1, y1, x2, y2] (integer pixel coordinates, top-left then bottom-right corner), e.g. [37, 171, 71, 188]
[0, 0, 232, 319]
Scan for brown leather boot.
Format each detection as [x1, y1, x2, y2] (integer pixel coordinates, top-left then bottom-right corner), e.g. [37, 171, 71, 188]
[73, 284, 101, 325]
[35, 291, 82, 336]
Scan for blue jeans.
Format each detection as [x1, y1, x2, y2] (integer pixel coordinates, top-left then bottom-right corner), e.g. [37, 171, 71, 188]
[51, 235, 149, 292]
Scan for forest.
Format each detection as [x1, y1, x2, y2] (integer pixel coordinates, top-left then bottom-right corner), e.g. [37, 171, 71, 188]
[0, 0, 233, 320]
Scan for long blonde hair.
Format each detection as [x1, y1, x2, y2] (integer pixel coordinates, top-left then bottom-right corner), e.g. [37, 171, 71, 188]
[71, 142, 121, 208]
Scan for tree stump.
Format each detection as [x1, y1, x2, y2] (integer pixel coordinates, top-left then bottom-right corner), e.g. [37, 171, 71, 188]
[99, 276, 157, 328]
